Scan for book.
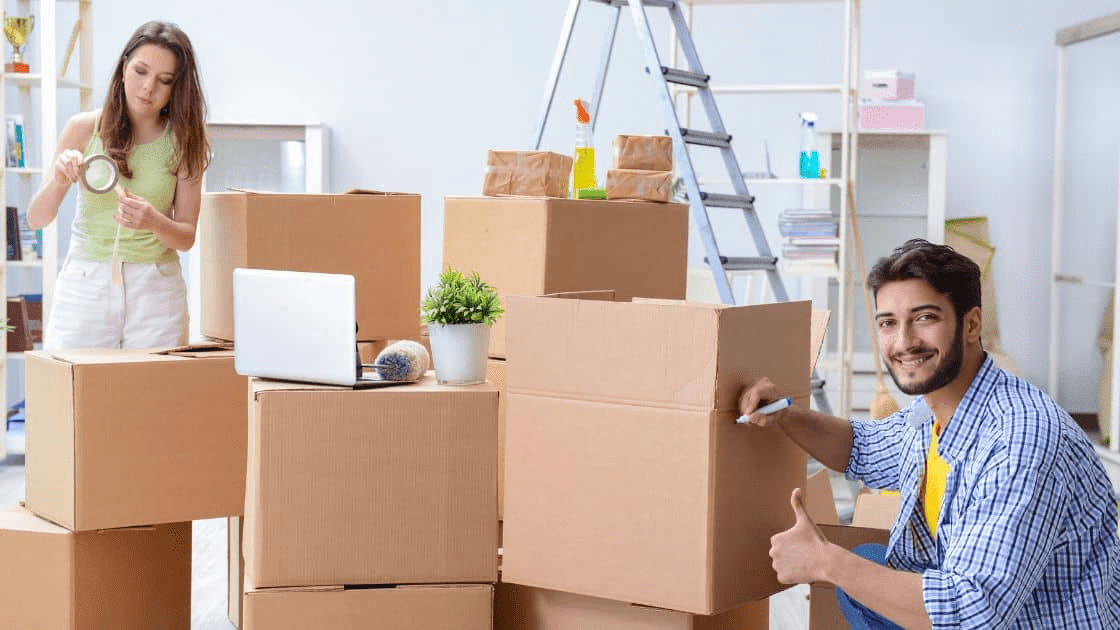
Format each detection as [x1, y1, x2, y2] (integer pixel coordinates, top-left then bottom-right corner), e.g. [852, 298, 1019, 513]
[17, 211, 38, 260]
[5, 114, 25, 168]
[5, 206, 20, 261]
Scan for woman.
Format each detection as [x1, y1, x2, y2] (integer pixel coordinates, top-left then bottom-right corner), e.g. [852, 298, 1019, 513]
[28, 20, 210, 350]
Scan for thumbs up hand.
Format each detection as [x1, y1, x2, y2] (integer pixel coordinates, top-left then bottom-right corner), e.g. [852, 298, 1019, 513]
[769, 487, 830, 584]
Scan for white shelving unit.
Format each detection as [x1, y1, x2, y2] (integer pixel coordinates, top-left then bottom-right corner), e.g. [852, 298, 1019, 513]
[672, 0, 862, 415]
[809, 129, 948, 414]
[1, 0, 93, 456]
[1048, 11, 1120, 459]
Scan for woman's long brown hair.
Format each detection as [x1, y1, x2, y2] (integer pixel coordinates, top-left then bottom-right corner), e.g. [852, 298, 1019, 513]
[99, 21, 210, 181]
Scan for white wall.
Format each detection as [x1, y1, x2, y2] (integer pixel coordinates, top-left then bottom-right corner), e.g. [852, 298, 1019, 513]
[86, 0, 1118, 411]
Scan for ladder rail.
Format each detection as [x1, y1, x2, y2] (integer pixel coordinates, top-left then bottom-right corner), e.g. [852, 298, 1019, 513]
[533, 0, 584, 150]
[589, 5, 623, 132]
[625, 1, 737, 304]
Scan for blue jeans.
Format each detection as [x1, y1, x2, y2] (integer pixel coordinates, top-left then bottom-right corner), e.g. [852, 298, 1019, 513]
[835, 543, 905, 630]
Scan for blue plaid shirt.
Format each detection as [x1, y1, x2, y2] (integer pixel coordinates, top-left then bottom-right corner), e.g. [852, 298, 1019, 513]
[846, 355, 1120, 628]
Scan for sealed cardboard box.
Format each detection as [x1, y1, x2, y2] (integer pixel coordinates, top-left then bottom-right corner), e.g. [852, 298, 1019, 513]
[487, 358, 508, 520]
[0, 505, 191, 630]
[24, 345, 248, 531]
[443, 196, 688, 358]
[496, 582, 768, 630]
[244, 374, 499, 589]
[244, 584, 493, 630]
[199, 190, 420, 342]
[809, 493, 897, 630]
[501, 295, 809, 614]
[606, 168, 673, 202]
[484, 150, 573, 198]
[613, 134, 673, 171]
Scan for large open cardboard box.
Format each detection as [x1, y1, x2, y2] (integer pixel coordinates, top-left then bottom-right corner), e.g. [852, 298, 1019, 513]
[500, 294, 810, 614]
[243, 584, 493, 630]
[495, 582, 769, 630]
[442, 196, 688, 359]
[24, 345, 247, 531]
[0, 505, 191, 629]
[199, 190, 420, 342]
[243, 374, 499, 589]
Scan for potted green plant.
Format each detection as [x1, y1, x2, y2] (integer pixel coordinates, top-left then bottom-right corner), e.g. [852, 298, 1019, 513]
[420, 266, 503, 385]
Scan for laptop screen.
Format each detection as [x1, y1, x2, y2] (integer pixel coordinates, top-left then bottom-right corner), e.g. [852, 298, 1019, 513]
[233, 268, 358, 386]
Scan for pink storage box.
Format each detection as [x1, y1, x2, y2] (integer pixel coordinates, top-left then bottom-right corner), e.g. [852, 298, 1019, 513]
[859, 100, 924, 130]
[863, 71, 915, 100]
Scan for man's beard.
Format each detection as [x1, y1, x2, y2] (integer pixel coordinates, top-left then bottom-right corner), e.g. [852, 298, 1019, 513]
[885, 319, 964, 396]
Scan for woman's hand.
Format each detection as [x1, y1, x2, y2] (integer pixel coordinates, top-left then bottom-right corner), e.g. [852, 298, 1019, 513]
[113, 188, 161, 231]
[54, 149, 83, 186]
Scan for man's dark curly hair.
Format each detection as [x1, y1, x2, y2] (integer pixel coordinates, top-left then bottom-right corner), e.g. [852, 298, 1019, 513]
[867, 238, 982, 323]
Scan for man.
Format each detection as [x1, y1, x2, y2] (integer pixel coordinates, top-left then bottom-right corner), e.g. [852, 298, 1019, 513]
[740, 239, 1120, 629]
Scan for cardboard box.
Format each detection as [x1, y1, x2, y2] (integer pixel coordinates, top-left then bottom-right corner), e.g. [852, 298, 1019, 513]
[229, 516, 244, 629]
[496, 582, 768, 630]
[613, 134, 674, 171]
[606, 168, 673, 202]
[484, 150, 573, 198]
[199, 190, 420, 342]
[24, 345, 248, 531]
[487, 358, 508, 520]
[442, 196, 688, 358]
[0, 505, 192, 630]
[809, 493, 898, 630]
[244, 584, 493, 630]
[501, 295, 810, 614]
[244, 374, 499, 589]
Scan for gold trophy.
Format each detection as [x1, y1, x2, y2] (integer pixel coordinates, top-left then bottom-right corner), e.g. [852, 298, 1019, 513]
[4, 14, 34, 73]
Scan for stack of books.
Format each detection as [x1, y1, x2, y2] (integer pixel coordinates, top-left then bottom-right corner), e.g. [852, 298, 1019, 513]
[778, 208, 840, 272]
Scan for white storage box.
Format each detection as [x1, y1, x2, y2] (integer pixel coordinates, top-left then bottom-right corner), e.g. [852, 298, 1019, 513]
[862, 70, 915, 101]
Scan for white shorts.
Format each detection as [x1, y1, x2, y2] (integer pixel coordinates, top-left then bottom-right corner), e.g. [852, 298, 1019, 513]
[43, 256, 189, 351]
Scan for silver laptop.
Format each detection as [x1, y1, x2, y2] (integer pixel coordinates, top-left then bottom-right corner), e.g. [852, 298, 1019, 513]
[232, 268, 399, 388]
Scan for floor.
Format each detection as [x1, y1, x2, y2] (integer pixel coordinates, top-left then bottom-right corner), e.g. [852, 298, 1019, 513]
[0, 423, 823, 630]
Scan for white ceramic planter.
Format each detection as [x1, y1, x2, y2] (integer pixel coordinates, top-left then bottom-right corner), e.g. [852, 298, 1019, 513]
[428, 323, 490, 385]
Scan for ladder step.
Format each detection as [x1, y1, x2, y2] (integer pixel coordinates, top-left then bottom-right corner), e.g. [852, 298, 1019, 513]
[678, 127, 731, 149]
[704, 256, 777, 272]
[660, 66, 709, 88]
[591, 0, 676, 7]
[690, 191, 754, 209]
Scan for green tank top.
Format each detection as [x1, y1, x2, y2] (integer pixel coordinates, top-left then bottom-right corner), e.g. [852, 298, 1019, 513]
[69, 117, 179, 263]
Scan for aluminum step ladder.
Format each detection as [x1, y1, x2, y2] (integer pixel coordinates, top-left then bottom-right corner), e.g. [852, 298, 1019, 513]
[532, 0, 831, 414]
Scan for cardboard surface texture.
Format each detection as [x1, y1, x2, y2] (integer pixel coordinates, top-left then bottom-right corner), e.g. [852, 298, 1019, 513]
[0, 505, 192, 630]
[442, 196, 688, 358]
[809, 493, 898, 630]
[24, 346, 248, 531]
[487, 358, 508, 520]
[243, 374, 498, 589]
[496, 582, 768, 630]
[484, 150, 573, 198]
[606, 169, 673, 202]
[199, 190, 420, 342]
[244, 584, 493, 630]
[501, 295, 810, 614]
[229, 516, 244, 629]
[613, 134, 674, 171]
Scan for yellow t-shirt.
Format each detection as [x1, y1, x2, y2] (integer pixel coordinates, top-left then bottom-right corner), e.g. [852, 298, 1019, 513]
[923, 420, 951, 538]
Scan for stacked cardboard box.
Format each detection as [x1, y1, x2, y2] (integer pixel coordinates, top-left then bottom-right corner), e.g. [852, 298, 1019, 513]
[9, 343, 249, 628]
[483, 150, 573, 198]
[500, 292, 810, 622]
[240, 375, 499, 630]
[198, 190, 421, 343]
[443, 195, 688, 520]
[607, 134, 674, 202]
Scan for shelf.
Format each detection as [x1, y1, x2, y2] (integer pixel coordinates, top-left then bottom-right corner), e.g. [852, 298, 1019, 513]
[698, 176, 843, 186]
[683, 0, 843, 4]
[2, 73, 93, 91]
[6, 260, 43, 269]
[4, 167, 43, 176]
[673, 84, 847, 95]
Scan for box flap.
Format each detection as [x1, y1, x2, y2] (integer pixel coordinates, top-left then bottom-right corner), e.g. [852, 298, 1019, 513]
[46, 348, 179, 365]
[851, 492, 901, 529]
[544, 289, 616, 301]
[810, 310, 830, 374]
[249, 372, 457, 398]
[803, 469, 840, 526]
[154, 341, 234, 357]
